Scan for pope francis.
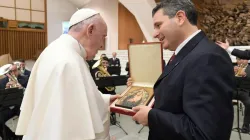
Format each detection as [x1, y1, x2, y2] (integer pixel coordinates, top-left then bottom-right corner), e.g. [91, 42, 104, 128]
[15, 8, 118, 140]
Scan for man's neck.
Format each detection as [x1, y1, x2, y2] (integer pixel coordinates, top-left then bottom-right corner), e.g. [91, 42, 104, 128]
[174, 26, 199, 54]
[182, 26, 199, 43]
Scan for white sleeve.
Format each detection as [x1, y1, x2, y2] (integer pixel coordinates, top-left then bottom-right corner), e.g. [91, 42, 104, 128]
[100, 92, 110, 112]
[227, 48, 234, 54]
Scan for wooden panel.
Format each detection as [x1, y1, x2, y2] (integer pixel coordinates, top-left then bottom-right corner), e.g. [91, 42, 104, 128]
[0, 7, 15, 20]
[31, 0, 45, 11]
[31, 11, 45, 22]
[16, 0, 30, 9]
[118, 3, 144, 50]
[0, 30, 8, 55]
[16, 9, 31, 21]
[0, 0, 15, 7]
[8, 20, 18, 28]
[0, 29, 46, 60]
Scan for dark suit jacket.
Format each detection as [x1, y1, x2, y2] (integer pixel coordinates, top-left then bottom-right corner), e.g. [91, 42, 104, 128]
[245, 65, 250, 76]
[109, 58, 120, 67]
[148, 31, 235, 140]
[24, 69, 31, 77]
[0, 75, 28, 89]
[232, 49, 250, 59]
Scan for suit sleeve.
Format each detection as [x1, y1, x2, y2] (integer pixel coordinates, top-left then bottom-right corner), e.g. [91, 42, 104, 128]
[245, 65, 250, 77]
[148, 53, 235, 140]
[232, 49, 250, 59]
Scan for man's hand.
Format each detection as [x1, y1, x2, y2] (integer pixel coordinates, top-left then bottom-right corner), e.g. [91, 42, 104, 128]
[6, 81, 16, 89]
[132, 105, 152, 126]
[6, 82, 23, 89]
[234, 66, 239, 73]
[216, 39, 230, 50]
[127, 78, 133, 87]
[110, 94, 122, 104]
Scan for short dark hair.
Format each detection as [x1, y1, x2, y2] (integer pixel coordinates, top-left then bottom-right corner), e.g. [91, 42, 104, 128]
[152, 0, 198, 25]
[102, 56, 109, 61]
[16, 59, 25, 63]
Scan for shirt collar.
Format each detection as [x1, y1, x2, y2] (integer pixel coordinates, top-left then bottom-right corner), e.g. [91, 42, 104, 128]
[175, 30, 201, 55]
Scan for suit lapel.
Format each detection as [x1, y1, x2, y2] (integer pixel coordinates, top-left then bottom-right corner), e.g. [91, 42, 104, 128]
[154, 31, 206, 87]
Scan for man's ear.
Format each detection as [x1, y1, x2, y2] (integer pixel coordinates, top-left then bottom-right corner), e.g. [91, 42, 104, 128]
[87, 24, 94, 37]
[175, 10, 186, 26]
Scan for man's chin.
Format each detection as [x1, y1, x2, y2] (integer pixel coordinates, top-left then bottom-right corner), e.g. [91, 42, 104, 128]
[163, 45, 170, 50]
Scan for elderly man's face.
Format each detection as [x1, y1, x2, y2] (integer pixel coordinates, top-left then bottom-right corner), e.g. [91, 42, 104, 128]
[112, 52, 116, 58]
[87, 17, 107, 60]
[10, 65, 19, 77]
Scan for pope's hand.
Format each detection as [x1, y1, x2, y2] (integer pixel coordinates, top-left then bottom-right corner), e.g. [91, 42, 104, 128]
[132, 105, 152, 126]
[216, 39, 230, 50]
[110, 94, 122, 104]
[127, 78, 133, 87]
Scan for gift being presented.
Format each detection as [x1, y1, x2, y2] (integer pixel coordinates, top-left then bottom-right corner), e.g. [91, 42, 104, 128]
[110, 42, 163, 116]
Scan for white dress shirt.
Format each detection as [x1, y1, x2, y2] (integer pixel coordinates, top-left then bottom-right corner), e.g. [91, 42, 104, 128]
[175, 30, 201, 55]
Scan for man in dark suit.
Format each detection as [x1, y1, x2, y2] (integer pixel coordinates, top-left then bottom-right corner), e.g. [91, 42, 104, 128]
[233, 58, 250, 133]
[15, 59, 31, 78]
[129, 1, 235, 140]
[217, 39, 250, 59]
[109, 52, 121, 75]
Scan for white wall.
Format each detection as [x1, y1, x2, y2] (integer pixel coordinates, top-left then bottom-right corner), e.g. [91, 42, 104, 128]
[47, 0, 77, 44]
[84, 0, 118, 52]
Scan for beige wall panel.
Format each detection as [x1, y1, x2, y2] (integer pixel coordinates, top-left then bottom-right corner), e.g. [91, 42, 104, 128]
[31, 0, 44, 11]
[16, 9, 31, 21]
[0, 7, 15, 20]
[31, 11, 44, 22]
[0, 0, 14, 7]
[16, 0, 30, 9]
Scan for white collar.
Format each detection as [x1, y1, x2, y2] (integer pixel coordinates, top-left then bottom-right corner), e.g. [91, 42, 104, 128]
[175, 30, 201, 55]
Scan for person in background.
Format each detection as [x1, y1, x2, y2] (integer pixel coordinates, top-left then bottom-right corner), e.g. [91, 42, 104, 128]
[93, 56, 116, 95]
[0, 64, 28, 89]
[14, 59, 31, 78]
[100, 53, 107, 59]
[233, 58, 250, 133]
[217, 39, 250, 59]
[109, 52, 120, 67]
[109, 52, 121, 75]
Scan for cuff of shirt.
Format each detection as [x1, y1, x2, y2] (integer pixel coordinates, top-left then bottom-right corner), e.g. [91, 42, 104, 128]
[227, 48, 234, 54]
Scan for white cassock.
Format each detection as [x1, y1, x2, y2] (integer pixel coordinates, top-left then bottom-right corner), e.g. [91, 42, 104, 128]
[15, 34, 111, 140]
